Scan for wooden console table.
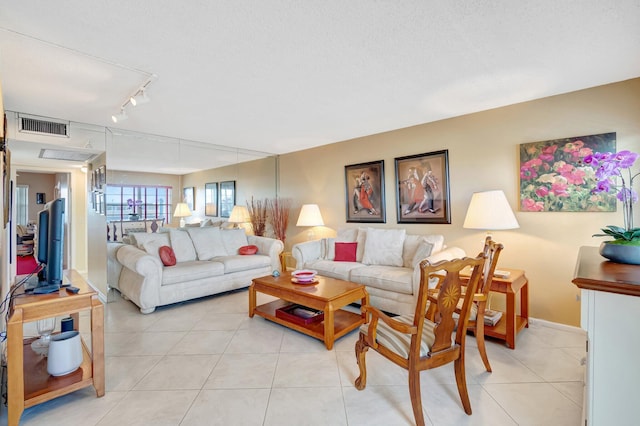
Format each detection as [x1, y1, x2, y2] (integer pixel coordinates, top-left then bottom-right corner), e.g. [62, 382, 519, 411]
[7, 270, 105, 426]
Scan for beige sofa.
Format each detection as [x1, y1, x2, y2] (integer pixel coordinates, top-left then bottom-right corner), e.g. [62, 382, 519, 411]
[292, 228, 465, 316]
[110, 227, 284, 313]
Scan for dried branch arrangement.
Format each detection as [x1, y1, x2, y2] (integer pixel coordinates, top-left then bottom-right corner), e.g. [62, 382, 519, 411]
[267, 197, 291, 242]
[246, 196, 268, 236]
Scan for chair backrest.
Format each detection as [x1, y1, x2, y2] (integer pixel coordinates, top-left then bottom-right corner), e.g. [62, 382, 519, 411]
[479, 236, 504, 298]
[416, 255, 485, 355]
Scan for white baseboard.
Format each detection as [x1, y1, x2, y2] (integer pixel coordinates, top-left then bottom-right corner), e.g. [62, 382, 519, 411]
[529, 317, 585, 334]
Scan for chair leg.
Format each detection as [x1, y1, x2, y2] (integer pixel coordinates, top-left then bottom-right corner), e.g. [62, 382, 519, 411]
[354, 333, 369, 390]
[408, 369, 426, 426]
[454, 354, 472, 415]
[475, 320, 492, 372]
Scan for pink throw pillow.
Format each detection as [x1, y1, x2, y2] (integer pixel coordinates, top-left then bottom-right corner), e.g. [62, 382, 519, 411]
[334, 242, 357, 262]
[239, 245, 259, 255]
[159, 246, 177, 266]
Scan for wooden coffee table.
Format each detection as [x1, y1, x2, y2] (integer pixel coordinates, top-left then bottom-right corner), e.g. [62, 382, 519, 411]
[249, 273, 369, 350]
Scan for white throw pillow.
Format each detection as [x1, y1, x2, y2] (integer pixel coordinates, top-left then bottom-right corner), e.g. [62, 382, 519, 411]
[336, 227, 358, 242]
[362, 228, 406, 267]
[412, 239, 435, 268]
[221, 229, 249, 255]
[169, 229, 197, 262]
[356, 228, 367, 262]
[187, 227, 227, 260]
[133, 233, 170, 260]
[422, 234, 445, 254]
[323, 238, 337, 260]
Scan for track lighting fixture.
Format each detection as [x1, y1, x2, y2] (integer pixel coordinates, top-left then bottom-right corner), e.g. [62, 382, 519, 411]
[110, 74, 156, 123]
[111, 108, 128, 123]
[130, 90, 150, 106]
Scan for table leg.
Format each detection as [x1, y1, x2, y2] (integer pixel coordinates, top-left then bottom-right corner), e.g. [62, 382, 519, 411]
[91, 296, 105, 397]
[521, 279, 529, 328]
[248, 284, 256, 317]
[7, 308, 24, 426]
[506, 287, 516, 349]
[324, 303, 335, 350]
[361, 290, 369, 322]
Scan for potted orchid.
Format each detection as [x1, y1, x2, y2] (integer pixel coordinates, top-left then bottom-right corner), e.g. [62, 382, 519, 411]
[586, 149, 640, 264]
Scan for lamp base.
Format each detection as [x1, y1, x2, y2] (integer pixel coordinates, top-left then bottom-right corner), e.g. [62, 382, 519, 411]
[180, 218, 186, 228]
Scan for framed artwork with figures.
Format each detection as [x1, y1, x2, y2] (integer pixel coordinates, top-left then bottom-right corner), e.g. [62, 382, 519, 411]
[344, 160, 386, 223]
[395, 150, 451, 224]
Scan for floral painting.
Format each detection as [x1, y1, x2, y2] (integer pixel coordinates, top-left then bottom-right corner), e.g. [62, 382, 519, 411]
[519, 132, 617, 212]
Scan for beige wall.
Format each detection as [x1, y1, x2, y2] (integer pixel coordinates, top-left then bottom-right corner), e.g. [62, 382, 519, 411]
[16, 172, 56, 222]
[279, 78, 640, 327]
[87, 154, 107, 295]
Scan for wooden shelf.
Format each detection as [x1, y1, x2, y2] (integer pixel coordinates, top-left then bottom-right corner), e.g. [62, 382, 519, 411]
[8, 270, 105, 426]
[483, 314, 528, 341]
[253, 299, 364, 343]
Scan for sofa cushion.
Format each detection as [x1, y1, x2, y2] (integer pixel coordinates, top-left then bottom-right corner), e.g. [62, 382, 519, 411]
[159, 246, 177, 266]
[356, 228, 367, 262]
[169, 229, 197, 262]
[304, 259, 365, 281]
[187, 227, 227, 260]
[334, 242, 357, 262]
[239, 245, 258, 255]
[212, 254, 271, 273]
[350, 265, 414, 295]
[161, 260, 224, 285]
[221, 229, 249, 255]
[322, 238, 336, 260]
[362, 228, 406, 267]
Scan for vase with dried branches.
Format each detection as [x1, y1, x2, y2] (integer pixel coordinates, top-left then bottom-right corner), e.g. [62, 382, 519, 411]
[246, 196, 268, 236]
[267, 197, 291, 243]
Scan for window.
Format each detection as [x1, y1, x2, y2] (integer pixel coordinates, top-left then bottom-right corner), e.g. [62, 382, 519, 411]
[105, 185, 172, 223]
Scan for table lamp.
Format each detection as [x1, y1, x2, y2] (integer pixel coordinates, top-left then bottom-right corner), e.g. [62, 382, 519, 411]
[173, 202, 192, 228]
[463, 190, 519, 237]
[228, 205, 250, 229]
[296, 204, 324, 240]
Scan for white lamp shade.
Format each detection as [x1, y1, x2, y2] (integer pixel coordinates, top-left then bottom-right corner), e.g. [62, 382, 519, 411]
[228, 205, 250, 223]
[173, 202, 192, 218]
[296, 204, 325, 227]
[463, 190, 519, 230]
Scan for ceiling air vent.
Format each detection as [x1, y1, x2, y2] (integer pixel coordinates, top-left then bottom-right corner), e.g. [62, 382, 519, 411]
[39, 149, 96, 162]
[19, 116, 69, 137]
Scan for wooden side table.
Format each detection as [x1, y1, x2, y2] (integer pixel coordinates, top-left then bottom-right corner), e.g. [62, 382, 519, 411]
[7, 270, 105, 426]
[484, 268, 529, 349]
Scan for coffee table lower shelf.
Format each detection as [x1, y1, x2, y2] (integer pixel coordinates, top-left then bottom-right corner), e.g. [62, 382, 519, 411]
[253, 299, 364, 348]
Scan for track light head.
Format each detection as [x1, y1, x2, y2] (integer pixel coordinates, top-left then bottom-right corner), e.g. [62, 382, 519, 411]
[130, 90, 150, 106]
[111, 109, 128, 123]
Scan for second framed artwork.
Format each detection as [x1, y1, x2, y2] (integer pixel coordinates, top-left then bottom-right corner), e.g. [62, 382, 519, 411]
[395, 150, 451, 224]
[344, 160, 386, 223]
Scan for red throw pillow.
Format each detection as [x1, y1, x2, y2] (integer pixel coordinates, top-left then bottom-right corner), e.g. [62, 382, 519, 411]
[158, 245, 176, 266]
[334, 242, 357, 262]
[239, 245, 259, 255]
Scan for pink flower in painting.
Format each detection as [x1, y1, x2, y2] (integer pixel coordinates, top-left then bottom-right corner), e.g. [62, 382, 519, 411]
[579, 147, 593, 158]
[563, 140, 584, 153]
[520, 165, 537, 180]
[551, 181, 569, 197]
[522, 198, 544, 211]
[539, 145, 558, 162]
[565, 169, 587, 185]
[535, 186, 549, 197]
[556, 162, 574, 175]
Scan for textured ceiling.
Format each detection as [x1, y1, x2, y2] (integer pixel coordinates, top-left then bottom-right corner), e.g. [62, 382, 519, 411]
[1, 1, 639, 172]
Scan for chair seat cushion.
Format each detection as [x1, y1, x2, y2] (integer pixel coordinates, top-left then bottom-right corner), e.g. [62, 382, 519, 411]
[360, 314, 444, 359]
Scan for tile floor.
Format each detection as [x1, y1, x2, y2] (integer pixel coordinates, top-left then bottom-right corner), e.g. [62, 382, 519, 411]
[2, 289, 586, 425]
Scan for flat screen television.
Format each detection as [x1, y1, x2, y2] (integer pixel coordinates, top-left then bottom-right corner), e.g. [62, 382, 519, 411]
[27, 197, 65, 293]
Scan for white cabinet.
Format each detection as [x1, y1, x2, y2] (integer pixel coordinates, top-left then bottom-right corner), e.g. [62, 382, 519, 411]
[573, 246, 640, 426]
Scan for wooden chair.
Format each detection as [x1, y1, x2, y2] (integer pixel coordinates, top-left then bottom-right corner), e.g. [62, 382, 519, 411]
[354, 255, 485, 425]
[468, 237, 504, 372]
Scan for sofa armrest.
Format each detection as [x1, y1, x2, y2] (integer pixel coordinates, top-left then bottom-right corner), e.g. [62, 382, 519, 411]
[115, 244, 163, 313]
[412, 246, 466, 295]
[116, 244, 163, 276]
[291, 239, 324, 269]
[247, 235, 285, 272]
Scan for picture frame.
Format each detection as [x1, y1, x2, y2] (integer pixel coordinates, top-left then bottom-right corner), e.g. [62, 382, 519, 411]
[205, 182, 218, 216]
[519, 132, 616, 212]
[36, 193, 46, 204]
[183, 187, 195, 211]
[395, 150, 451, 224]
[219, 180, 236, 218]
[344, 160, 386, 223]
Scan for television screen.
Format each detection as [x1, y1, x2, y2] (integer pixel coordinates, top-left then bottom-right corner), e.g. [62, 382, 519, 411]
[27, 197, 65, 294]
